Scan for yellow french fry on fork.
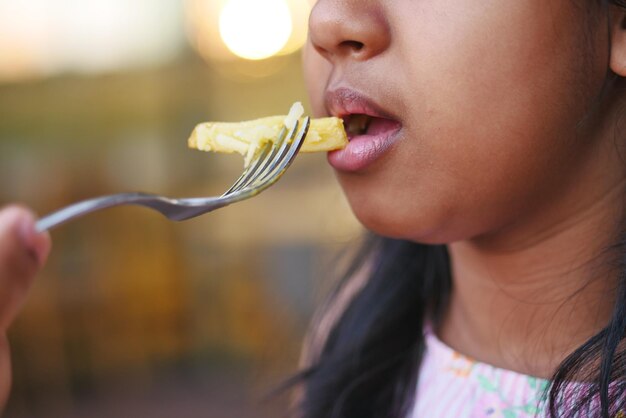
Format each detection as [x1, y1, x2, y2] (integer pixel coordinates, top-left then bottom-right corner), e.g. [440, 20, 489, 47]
[188, 102, 348, 166]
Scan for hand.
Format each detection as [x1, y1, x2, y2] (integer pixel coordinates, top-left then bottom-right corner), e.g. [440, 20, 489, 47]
[0, 206, 50, 410]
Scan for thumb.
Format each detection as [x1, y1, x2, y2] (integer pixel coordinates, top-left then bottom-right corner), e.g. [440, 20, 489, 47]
[0, 206, 51, 331]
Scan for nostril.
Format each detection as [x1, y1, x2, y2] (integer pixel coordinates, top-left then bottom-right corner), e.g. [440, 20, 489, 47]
[341, 40, 365, 52]
[315, 40, 365, 59]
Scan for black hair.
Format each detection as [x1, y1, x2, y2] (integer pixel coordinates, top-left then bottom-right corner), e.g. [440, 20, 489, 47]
[291, 2, 626, 418]
[295, 238, 451, 417]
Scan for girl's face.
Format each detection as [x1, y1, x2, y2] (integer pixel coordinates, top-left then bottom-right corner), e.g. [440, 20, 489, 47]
[304, 0, 614, 243]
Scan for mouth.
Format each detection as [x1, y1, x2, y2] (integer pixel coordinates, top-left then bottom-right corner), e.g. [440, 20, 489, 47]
[325, 88, 402, 172]
[343, 113, 401, 140]
[345, 114, 372, 136]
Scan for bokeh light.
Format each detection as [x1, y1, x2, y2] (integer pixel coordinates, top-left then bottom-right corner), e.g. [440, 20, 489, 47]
[277, 0, 312, 56]
[185, 0, 311, 63]
[219, 0, 292, 61]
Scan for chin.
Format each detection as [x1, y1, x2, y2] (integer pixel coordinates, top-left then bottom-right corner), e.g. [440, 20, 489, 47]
[336, 171, 477, 244]
[348, 201, 457, 245]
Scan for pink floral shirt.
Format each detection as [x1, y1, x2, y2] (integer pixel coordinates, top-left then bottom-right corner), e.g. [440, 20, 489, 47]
[409, 330, 550, 417]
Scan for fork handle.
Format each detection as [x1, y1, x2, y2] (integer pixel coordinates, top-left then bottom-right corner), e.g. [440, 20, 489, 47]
[35, 193, 164, 232]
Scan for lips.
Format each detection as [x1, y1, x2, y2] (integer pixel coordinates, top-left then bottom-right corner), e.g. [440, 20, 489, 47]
[325, 88, 402, 172]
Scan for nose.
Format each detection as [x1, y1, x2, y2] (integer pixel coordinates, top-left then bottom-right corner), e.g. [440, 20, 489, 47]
[308, 0, 391, 63]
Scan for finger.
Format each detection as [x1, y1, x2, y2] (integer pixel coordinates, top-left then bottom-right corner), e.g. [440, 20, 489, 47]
[1, 206, 50, 267]
[0, 206, 51, 330]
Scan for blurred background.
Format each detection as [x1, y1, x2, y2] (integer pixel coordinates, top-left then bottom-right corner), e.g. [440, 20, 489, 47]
[0, 1, 362, 416]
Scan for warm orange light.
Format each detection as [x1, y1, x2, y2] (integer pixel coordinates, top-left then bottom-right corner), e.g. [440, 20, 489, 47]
[218, 0, 292, 61]
[185, 0, 310, 63]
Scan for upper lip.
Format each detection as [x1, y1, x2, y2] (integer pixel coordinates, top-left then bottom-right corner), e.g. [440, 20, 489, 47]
[324, 87, 399, 121]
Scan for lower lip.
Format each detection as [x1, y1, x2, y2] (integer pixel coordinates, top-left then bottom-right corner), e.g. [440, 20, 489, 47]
[327, 119, 402, 172]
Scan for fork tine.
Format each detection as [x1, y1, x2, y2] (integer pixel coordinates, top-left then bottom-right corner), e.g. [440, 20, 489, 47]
[227, 120, 294, 194]
[222, 140, 275, 196]
[246, 117, 310, 191]
[250, 121, 302, 187]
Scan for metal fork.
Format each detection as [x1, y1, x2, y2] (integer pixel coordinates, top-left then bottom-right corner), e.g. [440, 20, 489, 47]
[35, 117, 311, 232]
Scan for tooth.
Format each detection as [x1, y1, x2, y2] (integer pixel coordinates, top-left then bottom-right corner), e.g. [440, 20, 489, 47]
[347, 115, 370, 135]
[346, 117, 360, 135]
[355, 115, 368, 132]
[362, 116, 371, 134]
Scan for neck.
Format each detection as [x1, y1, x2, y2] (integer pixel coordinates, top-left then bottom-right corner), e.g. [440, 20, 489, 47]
[440, 134, 625, 378]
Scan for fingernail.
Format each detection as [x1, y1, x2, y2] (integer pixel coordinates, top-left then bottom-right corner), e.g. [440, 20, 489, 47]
[17, 215, 49, 265]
